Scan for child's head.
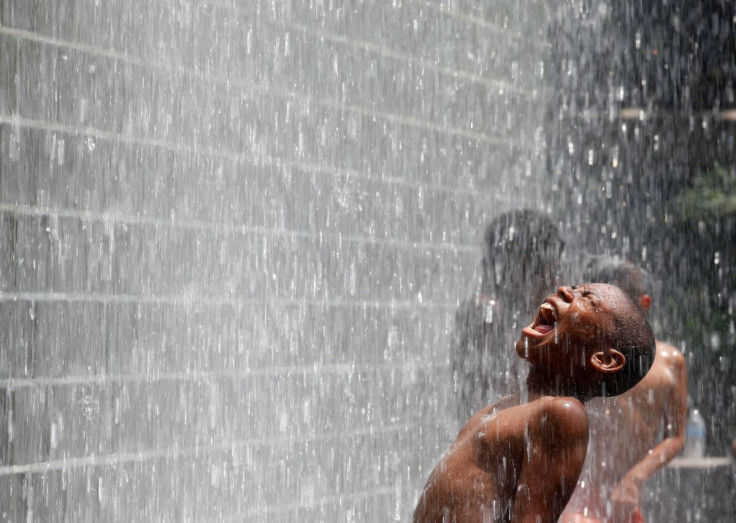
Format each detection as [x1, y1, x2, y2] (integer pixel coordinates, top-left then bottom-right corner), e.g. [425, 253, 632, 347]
[516, 283, 655, 397]
[481, 209, 564, 297]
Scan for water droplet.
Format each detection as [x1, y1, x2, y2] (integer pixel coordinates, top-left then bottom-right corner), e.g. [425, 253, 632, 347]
[50, 422, 58, 449]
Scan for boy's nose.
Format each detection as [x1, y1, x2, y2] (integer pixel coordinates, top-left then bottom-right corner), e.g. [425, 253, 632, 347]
[557, 286, 575, 301]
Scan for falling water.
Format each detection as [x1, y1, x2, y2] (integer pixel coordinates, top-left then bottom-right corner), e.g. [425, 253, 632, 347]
[547, 1, 736, 520]
[0, 0, 734, 521]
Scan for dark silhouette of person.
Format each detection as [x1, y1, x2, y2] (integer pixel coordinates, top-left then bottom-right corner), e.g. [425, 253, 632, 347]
[561, 258, 687, 523]
[415, 284, 655, 523]
[452, 209, 564, 424]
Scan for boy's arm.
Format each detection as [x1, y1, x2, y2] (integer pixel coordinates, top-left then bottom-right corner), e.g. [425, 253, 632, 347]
[611, 347, 687, 507]
[514, 399, 589, 523]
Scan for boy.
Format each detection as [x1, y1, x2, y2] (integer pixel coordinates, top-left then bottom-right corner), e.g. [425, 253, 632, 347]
[414, 284, 655, 523]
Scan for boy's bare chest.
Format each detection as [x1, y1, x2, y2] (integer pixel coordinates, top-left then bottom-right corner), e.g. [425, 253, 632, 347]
[471, 405, 539, 482]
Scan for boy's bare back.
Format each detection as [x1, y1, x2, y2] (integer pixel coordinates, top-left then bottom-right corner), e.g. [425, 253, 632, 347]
[414, 395, 589, 522]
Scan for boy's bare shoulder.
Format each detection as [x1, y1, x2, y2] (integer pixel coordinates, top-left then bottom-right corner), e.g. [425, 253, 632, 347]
[644, 340, 686, 388]
[467, 396, 588, 449]
[655, 340, 685, 366]
[533, 397, 589, 444]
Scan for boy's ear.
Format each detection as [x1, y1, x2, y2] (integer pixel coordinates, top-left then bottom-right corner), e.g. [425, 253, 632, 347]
[639, 294, 652, 313]
[590, 349, 626, 373]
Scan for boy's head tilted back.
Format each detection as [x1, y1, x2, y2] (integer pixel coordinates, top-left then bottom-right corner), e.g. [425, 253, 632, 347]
[517, 283, 655, 398]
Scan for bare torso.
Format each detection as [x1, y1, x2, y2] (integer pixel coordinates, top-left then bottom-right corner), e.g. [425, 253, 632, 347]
[414, 395, 589, 523]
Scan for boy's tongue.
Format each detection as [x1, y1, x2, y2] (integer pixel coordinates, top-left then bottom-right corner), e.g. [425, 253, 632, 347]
[536, 324, 554, 334]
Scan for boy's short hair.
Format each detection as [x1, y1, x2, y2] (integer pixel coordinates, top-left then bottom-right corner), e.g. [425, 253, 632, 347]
[599, 288, 655, 396]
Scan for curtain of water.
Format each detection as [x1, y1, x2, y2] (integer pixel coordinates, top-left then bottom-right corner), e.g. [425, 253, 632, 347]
[0, 1, 547, 520]
[5, 0, 733, 521]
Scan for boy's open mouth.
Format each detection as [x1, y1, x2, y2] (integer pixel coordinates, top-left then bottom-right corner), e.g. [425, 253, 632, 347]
[525, 302, 557, 336]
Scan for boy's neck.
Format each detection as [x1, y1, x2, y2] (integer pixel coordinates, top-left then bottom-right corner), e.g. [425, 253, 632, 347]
[525, 368, 595, 402]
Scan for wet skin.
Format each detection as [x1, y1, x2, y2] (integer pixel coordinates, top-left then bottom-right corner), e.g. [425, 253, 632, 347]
[413, 395, 588, 523]
[415, 285, 641, 523]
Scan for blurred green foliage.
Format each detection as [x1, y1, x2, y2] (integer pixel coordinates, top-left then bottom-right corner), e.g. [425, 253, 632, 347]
[669, 164, 736, 221]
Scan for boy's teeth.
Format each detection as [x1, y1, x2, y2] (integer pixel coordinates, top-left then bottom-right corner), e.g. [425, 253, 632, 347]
[540, 303, 555, 321]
